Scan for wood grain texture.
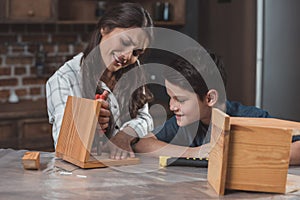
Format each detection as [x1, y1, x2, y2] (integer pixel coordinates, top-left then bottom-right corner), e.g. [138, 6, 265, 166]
[56, 96, 100, 163]
[56, 96, 140, 168]
[231, 117, 300, 136]
[207, 108, 230, 195]
[226, 124, 293, 193]
[208, 109, 299, 195]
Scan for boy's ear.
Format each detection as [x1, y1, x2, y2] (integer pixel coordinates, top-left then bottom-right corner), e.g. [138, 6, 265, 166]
[206, 89, 218, 107]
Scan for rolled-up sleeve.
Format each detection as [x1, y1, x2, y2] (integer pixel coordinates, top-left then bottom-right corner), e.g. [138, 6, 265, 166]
[120, 103, 154, 137]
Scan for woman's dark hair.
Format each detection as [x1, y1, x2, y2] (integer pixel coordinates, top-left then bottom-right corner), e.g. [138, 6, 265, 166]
[83, 2, 153, 57]
[81, 2, 153, 124]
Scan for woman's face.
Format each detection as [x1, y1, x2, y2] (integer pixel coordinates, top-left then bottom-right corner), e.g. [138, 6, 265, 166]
[99, 27, 149, 72]
[165, 80, 211, 127]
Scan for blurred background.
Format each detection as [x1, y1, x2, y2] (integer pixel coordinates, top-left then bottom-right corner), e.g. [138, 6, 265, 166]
[0, 0, 299, 151]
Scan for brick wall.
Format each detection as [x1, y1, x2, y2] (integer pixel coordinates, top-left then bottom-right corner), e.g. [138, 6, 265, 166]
[0, 24, 95, 103]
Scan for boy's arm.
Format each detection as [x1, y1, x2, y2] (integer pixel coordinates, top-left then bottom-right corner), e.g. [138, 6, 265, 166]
[290, 141, 300, 165]
[134, 133, 202, 158]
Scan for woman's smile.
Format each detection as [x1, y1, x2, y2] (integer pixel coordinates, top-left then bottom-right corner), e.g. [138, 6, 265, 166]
[113, 53, 126, 66]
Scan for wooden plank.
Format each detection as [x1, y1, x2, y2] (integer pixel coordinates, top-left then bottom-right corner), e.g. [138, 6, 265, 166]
[22, 151, 40, 170]
[207, 108, 230, 195]
[56, 96, 101, 163]
[57, 152, 139, 169]
[208, 112, 299, 195]
[226, 123, 292, 193]
[56, 96, 140, 169]
[231, 117, 300, 136]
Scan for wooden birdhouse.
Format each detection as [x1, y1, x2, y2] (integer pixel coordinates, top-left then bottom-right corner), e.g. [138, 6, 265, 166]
[208, 108, 300, 195]
[55, 96, 139, 168]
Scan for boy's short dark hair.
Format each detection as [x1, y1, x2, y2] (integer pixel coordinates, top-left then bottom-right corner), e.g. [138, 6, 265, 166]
[164, 54, 209, 101]
[164, 48, 226, 102]
[208, 52, 227, 88]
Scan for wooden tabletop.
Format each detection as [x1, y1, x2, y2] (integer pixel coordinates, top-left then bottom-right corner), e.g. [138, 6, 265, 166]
[0, 149, 299, 199]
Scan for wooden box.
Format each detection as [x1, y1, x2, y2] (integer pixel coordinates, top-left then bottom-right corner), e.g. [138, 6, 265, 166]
[208, 108, 300, 195]
[22, 151, 40, 170]
[55, 96, 139, 169]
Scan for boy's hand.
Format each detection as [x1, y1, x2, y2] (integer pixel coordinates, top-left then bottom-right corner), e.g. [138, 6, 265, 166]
[198, 143, 210, 159]
[108, 131, 136, 160]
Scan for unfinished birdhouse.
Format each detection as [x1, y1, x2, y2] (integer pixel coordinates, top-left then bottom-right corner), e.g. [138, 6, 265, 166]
[55, 96, 139, 168]
[208, 108, 300, 195]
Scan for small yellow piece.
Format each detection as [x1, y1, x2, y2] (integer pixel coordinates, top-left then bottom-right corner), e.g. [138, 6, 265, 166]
[159, 156, 171, 167]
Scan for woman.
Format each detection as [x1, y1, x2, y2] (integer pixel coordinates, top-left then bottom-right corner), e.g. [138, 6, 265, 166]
[46, 3, 154, 159]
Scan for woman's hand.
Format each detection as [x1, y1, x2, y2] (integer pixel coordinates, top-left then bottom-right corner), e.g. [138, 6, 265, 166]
[97, 99, 110, 131]
[108, 130, 137, 160]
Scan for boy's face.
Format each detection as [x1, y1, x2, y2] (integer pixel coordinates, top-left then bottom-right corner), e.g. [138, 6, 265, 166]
[165, 80, 211, 127]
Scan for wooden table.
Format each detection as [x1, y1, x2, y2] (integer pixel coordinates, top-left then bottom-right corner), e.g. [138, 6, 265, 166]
[0, 148, 299, 199]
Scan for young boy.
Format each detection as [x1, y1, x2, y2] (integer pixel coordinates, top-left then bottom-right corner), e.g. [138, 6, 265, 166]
[133, 48, 300, 165]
